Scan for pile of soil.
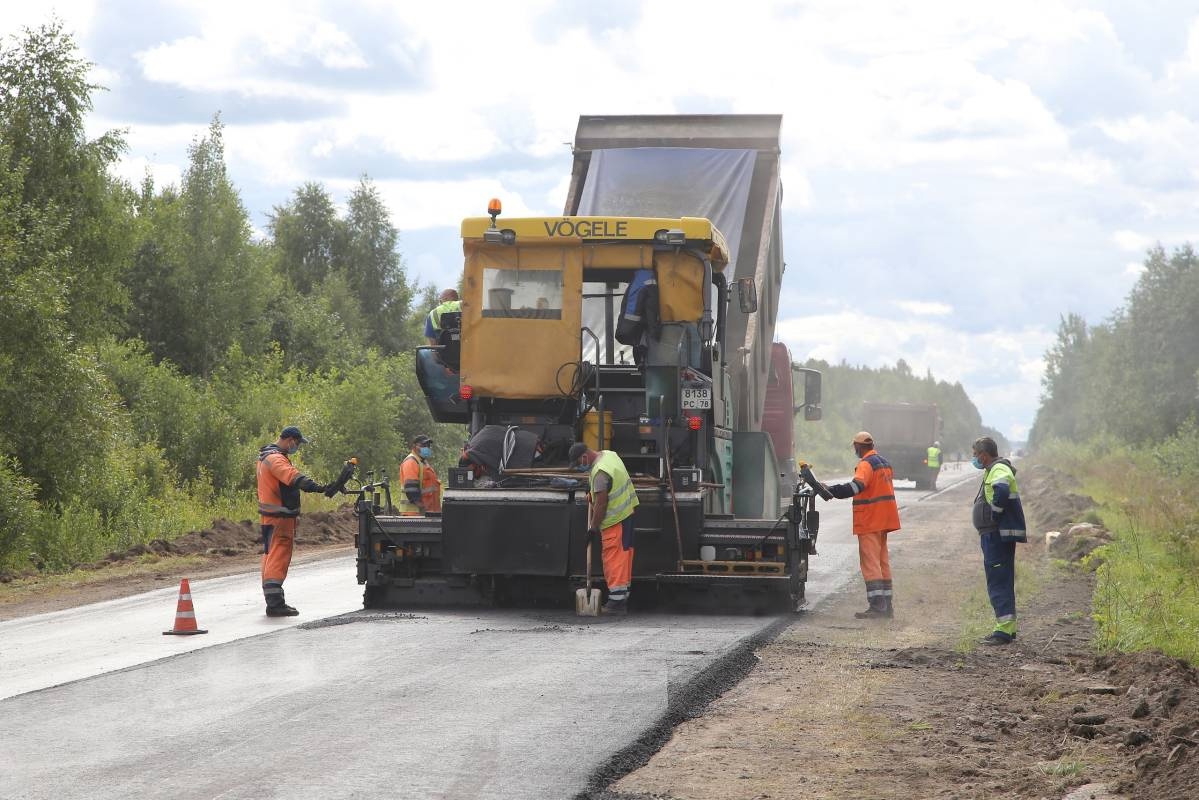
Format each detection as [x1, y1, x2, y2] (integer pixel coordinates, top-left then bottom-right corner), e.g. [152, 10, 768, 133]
[1050, 522, 1114, 567]
[1095, 652, 1199, 799]
[1020, 462, 1099, 535]
[92, 508, 358, 567]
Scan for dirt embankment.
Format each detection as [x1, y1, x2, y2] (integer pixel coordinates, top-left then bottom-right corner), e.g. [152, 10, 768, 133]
[593, 464, 1199, 800]
[92, 507, 358, 564]
[0, 508, 358, 620]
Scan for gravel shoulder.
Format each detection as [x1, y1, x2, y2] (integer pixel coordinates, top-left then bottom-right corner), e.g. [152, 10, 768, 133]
[595, 474, 1199, 800]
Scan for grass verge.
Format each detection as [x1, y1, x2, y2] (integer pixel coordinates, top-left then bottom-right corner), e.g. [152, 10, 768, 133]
[1037, 435, 1199, 666]
[956, 549, 1051, 653]
[0, 554, 209, 607]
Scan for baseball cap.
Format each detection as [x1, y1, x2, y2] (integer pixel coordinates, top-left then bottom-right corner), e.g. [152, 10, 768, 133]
[568, 442, 589, 465]
[852, 431, 874, 446]
[412, 434, 433, 446]
[281, 426, 309, 443]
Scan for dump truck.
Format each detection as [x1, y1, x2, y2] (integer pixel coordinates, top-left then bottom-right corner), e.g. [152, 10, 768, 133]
[356, 115, 822, 612]
[861, 401, 941, 489]
[764, 342, 822, 512]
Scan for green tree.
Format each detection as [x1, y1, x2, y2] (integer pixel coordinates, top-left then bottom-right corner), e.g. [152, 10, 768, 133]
[126, 117, 275, 375]
[1029, 313, 1090, 445]
[0, 142, 116, 503]
[0, 20, 134, 342]
[341, 177, 417, 353]
[268, 182, 342, 295]
[1119, 245, 1199, 441]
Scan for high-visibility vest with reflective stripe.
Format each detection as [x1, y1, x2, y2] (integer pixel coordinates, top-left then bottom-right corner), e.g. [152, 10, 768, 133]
[257, 445, 303, 519]
[397, 454, 441, 515]
[590, 450, 638, 529]
[982, 459, 1026, 542]
[428, 300, 461, 334]
[849, 450, 901, 535]
[927, 446, 941, 468]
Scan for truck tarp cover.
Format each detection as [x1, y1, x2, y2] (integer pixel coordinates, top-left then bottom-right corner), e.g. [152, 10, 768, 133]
[577, 148, 755, 270]
[577, 148, 755, 362]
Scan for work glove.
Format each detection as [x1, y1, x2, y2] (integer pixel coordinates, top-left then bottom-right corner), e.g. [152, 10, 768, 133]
[324, 484, 338, 498]
[587, 527, 600, 544]
[304, 481, 326, 494]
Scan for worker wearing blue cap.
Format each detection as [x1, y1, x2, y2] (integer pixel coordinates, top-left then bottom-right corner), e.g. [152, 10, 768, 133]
[256, 426, 332, 617]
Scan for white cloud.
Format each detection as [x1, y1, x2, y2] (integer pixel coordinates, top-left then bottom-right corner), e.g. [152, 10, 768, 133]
[896, 300, 953, 317]
[135, 4, 367, 98]
[327, 176, 537, 232]
[1112, 229, 1150, 251]
[107, 155, 182, 191]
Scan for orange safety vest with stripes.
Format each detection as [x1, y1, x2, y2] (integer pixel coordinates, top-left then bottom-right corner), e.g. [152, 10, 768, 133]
[849, 449, 901, 535]
[398, 453, 442, 515]
[257, 445, 304, 519]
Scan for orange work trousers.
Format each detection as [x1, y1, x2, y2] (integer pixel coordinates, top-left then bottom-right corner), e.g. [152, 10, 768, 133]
[601, 518, 635, 602]
[857, 531, 893, 608]
[856, 531, 891, 581]
[261, 516, 297, 607]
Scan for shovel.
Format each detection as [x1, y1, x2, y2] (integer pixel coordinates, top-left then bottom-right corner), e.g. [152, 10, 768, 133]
[576, 537, 600, 616]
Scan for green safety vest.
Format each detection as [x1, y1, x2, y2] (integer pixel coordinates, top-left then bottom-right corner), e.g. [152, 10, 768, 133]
[983, 460, 1018, 505]
[927, 446, 941, 468]
[590, 450, 639, 529]
[429, 300, 462, 333]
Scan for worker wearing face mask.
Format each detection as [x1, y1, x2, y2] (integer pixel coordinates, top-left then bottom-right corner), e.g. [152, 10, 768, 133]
[257, 426, 333, 617]
[399, 434, 442, 516]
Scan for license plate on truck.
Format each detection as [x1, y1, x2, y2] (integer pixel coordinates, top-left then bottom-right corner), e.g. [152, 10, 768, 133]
[681, 387, 712, 409]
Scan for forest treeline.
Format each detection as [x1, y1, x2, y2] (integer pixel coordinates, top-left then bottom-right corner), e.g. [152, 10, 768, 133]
[1030, 244, 1199, 663]
[0, 24, 447, 573]
[795, 358, 1008, 472]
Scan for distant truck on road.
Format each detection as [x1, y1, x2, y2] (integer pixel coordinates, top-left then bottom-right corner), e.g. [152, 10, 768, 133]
[861, 401, 941, 490]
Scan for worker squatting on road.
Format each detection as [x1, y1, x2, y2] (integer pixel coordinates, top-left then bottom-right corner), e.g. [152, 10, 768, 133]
[820, 431, 902, 619]
[970, 435, 1027, 645]
[425, 288, 461, 346]
[570, 442, 639, 615]
[399, 434, 442, 516]
[257, 426, 334, 617]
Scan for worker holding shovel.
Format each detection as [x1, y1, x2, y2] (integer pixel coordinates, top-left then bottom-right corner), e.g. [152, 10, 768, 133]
[570, 443, 639, 615]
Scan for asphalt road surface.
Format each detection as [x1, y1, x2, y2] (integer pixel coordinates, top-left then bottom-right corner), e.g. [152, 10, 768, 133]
[0, 466, 973, 799]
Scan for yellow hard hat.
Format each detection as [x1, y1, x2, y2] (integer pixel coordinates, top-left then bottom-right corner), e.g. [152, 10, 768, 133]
[852, 431, 874, 446]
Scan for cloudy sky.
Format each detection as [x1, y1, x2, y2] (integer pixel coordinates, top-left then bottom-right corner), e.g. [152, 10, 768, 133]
[6, 0, 1199, 441]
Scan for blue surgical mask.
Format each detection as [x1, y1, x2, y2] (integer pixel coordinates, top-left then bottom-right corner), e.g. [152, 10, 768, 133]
[971, 456, 983, 470]
[419, 446, 432, 459]
[287, 443, 299, 455]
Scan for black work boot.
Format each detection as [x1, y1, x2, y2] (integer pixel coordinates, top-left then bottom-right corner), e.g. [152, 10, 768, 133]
[600, 598, 628, 616]
[266, 603, 299, 617]
[855, 596, 891, 619]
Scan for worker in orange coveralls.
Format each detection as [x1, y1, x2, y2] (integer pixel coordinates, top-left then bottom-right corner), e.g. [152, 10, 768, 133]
[257, 426, 332, 617]
[398, 434, 442, 516]
[820, 431, 901, 619]
[569, 442, 639, 615]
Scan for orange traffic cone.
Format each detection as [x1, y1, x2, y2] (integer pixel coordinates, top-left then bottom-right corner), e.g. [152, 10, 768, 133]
[163, 578, 208, 635]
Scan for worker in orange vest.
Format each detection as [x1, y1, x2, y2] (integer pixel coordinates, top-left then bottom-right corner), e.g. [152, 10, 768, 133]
[398, 434, 442, 515]
[257, 426, 332, 617]
[820, 431, 902, 619]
